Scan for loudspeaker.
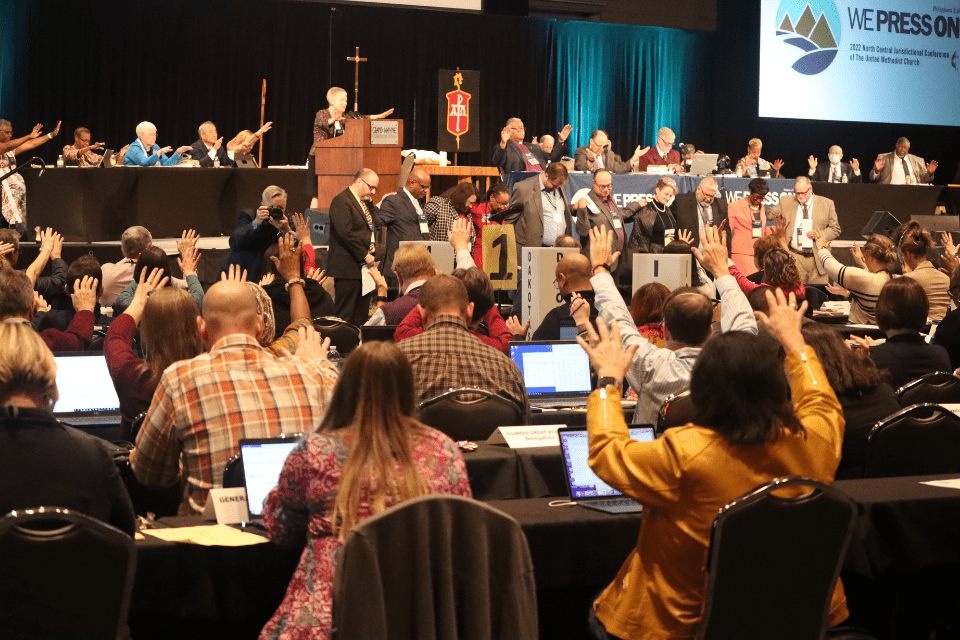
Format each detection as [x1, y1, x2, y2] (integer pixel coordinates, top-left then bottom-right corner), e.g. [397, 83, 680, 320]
[483, 0, 528, 16]
[860, 211, 901, 240]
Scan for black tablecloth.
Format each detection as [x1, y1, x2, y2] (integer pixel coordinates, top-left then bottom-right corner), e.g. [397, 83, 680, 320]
[464, 443, 566, 500]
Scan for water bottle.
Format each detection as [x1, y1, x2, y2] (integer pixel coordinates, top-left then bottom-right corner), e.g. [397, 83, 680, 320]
[735, 163, 743, 178]
[56, 155, 64, 168]
[213, 155, 220, 168]
[327, 346, 340, 370]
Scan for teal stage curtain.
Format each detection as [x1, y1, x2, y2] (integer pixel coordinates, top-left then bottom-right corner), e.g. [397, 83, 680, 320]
[0, 0, 31, 121]
[550, 20, 703, 156]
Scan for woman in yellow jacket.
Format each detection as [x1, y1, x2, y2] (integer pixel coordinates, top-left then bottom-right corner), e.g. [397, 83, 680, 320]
[579, 282, 848, 640]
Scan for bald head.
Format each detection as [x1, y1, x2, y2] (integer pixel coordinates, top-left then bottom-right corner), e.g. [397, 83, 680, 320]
[405, 167, 431, 200]
[555, 253, 592, 294]
[200, 280, 262, 345]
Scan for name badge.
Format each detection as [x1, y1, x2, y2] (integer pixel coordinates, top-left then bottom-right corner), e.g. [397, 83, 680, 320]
[554, 212, 564, 223]
[419, 222, 430, 235]
[612, 218, 623, 229]
[664, 228, 676, 242]
[752, 219, 762, 238]
[523, 149, 541, 167]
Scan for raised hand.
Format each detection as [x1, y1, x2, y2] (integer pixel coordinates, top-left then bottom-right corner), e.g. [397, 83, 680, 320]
[33, 291, 51, 313]
[850, 158, 860, 173]
[177, 229, 199, 255]
[448, 216, 472, 253]
[928, 160, 939, 174]
[500, 127, 512, 146]
[576, 318, 639, 383]
[268, 233, 303, 283]
[259, 273, 276, 287]
[753, 288, 807, 354]
[177, 245, 201, 277]
[291, 212, 312, 244]
[824, 283, 849, 298]
[588, 225, 619, 270]
[850, 243, 866, 268]
[558, 124, 573, 142]
[221, 264, 248, 283]
[808, 155, 818, 170]
[691, 225, 730, 277]
[506, 316, 529, 338]
[291, 325, 331, 362]
[306, 268, 327, 284]
[71, 276, 98, 313]
[569, 292, 592, 327]
[677, 228, 694, 245]
[874, 157, 885, 173]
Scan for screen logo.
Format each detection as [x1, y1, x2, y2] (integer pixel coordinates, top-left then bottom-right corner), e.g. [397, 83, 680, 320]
[775, 1, 841, 75]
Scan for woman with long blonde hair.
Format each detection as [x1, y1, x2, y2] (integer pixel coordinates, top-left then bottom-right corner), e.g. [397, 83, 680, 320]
[260, 341, 471, 640]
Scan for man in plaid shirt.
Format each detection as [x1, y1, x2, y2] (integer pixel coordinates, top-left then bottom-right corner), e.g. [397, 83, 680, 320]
[398, 275, 529, 416]
[130, 279, 339, 515]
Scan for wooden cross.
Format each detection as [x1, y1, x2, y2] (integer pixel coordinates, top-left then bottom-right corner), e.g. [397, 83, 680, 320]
[346, 47, 367, 112]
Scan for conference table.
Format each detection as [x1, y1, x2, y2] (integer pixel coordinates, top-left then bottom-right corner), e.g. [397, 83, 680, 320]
[18, 166, 958, 246]
[508, 171, 956, 242]
[130, 466, 960, 639]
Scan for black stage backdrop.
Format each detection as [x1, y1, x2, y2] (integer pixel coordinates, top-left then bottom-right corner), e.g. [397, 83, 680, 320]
[2, 0, 958, 184]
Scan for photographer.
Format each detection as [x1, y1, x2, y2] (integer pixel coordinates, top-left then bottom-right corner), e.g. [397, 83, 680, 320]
[220, 185, 293, 278]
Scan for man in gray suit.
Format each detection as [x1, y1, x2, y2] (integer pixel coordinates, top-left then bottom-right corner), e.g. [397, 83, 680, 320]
[767, 176, 840, 285]
[505, 162, 574, 265]
[376, 167, 431, 287]
[869, 137, 938, 184]
[574, 130, 643, 174]
[573, 169, 643, 284]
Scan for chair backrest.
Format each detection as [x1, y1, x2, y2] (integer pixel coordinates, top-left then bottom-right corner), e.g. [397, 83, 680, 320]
[697, 477, 856, 640]
[656, 390, 694, 436]
[803, 286, 828, 314]
[0, 506, 137, 640]
[331, 494, 537, 640]
[223, 452, 244, 488]
[895, 372, 960, 407]
[419, 387, 526, 441]
[313, 316, 361, 355]
[864, 403, 960, 478]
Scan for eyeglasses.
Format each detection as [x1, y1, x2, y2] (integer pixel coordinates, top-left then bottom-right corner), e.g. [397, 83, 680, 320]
[796, 187, 813, 196]
[361, 178, 378, 193]
[594, 182, 613, 191]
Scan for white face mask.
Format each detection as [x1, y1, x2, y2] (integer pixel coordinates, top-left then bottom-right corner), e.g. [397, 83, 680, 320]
[828, 154, 841, 164]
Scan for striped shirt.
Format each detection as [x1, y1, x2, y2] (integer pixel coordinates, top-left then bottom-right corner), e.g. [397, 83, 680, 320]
[130, 333, 339, 515]
[816, 248, 890, 325]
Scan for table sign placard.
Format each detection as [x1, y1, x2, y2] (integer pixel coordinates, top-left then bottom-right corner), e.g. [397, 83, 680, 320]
[399, 240, 456, 274]
[488, 424, 564, 448]
[520, 247, 578, 335]
[370, 120, 399, 145]
[208, 487, 249, 524]
[482, 224, 517, 291]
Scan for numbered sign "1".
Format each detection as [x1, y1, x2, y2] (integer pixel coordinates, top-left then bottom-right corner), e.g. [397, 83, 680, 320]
[483, 225, 517, 290]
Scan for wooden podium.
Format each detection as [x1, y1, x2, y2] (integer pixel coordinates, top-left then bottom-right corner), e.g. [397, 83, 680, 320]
[313, 119, 403, 210]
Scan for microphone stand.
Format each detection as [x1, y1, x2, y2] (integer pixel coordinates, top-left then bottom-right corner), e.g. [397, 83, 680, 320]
[0, 157, 47, 183]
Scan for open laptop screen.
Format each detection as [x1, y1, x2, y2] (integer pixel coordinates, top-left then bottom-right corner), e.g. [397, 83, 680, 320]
[53, 353, 121, 414]
[559, 426, 654, 499]
[240, 438, 301, 517]
[509, 341, 591, 399]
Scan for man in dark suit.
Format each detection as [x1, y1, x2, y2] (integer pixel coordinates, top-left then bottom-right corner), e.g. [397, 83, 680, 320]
[492, 117, 571, 173]
[190, 121, 234, 167]
[506, 162, 574, 264]
[219, 185, 290, 277]
[375, 167, 431, 287]
[328, 169, 381, 325]
[670, 176, 729, 256]
[807, 145, 862, 183]
[573, 130, 643, 173]
[573, 169, 643, 284]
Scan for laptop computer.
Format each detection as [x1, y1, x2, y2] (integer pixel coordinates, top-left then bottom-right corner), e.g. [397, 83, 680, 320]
[239, 436, 302, 520]
[53, 353, 122, 427]
[96, 149, 114, 168]
[360, 324, 399, 343]
[558, 425, 652, 514]
[235, 153, 258, 168]
[510, 340, 592, 408]
[687, 153, 719, 176]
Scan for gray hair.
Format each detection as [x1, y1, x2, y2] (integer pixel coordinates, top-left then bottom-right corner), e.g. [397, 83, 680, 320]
[120, 226, 153, 259]
[327, 86, 347, 103]
[748, 138, 762, 149]
[896, 137, 910, 146]
[794, 175, 812, 190]
[540, 134, 555, 145]
[506, 117, 522, 128]
[261, 185, 287, 204]
[699, 175, 718, 190]
[0, 119, 10, 129]
[136, 121, 157, 137]
[198, 121, 215, 136]
[657, 127, 675, 140]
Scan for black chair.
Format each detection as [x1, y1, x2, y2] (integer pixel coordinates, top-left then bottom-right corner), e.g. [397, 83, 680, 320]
[331, 494, 537, 640]
[223, 453, 245, 488]
[0, 506, 137, 640]
[121, 410, 147, 443]
[696, 477, 856, 640]
[419, 388, 526, 441]
[313, 316, 361, 355]
[895, 372, 960, 407]
[655, 390, 693, 435]
[802, 286, 828, 315]
[864, 403, 960, 478]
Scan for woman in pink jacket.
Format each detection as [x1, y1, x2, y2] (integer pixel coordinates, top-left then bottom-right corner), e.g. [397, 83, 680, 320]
[728, 177, 773, 275]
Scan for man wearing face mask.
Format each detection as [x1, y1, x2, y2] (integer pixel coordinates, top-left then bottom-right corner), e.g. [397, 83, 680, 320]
[328, 168, 383, 325]
[808, 146, 861, 183]
[870, 137, 938, 184]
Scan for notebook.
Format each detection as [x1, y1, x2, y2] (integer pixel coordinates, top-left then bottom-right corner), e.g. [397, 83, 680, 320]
[239, 436, 302, 519]
[509, 341, 592, 408]
[559, 425, 653, 514]
[53, 353, 122, 426]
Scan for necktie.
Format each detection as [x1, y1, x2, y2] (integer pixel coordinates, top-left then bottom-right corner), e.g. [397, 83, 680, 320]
[902, 157, 911, 181]
[359, 200, 375, 253]
[833, 167, 840, 182]
[802, 204, 809, 219]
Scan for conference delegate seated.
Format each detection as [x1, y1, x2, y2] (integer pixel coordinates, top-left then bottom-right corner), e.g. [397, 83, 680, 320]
[124, 121, 190, 166]
[932, 265, 960, 370]
[0, 322, 136, 536]
[113, 245, 204, 316]
[259, 341, 472, 640]
[579, 288, 848, 640]
[729, 247, 805, 300]
[813, 231, 897, 325]
[801, 322, 899, 480]
[0, 268, 97, 352]
[629, 283, 669, 348]
[852, 278, 951, 390]
[896, 221, 950, 322]
[260, 243, 334, 331]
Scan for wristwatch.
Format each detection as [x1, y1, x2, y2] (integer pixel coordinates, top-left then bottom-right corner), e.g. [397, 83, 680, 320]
[597, 376, 621, 390]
